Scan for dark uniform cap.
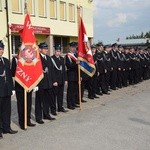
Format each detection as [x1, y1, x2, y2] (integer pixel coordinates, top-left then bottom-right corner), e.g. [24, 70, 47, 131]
[69, 42, 77, 47]
[111, 43, 118, 47]
[118, 45, 123, 48]
[0, 40, 5, 49]
[39, 42, 48, 49]
[96, 42, 103, 47]
[54, 45, 61, 50]
[91, 44, 96, 49]
[104, 44, 112, 49]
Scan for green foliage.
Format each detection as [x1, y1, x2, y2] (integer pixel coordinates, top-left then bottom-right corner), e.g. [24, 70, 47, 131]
[126, 31, 150, 39]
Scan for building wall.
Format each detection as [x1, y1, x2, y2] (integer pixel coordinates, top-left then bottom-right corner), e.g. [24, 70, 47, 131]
[1, 0, 94, 58]
[0, 0, 9, 58]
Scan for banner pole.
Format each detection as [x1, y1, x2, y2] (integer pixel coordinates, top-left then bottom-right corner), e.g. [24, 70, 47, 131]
[77, 5, 82, 110]
[24, 89, 27, 129]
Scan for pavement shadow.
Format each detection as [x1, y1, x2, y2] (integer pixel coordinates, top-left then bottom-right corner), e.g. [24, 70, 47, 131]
[129, 117, 150, 126]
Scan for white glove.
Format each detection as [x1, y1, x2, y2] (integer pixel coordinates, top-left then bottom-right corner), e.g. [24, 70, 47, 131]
[53, 82, 58, 86]
[12, 90, 15, 96]
[33, 86, 39, 92]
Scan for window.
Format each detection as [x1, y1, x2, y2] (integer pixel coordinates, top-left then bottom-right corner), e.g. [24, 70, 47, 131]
[28, 0, 35, 15]
[0, 0, 2, 11]
[11, 35, 21, 54]
[38, 0, 46, 17]
[54, 36, 69, 53]
[69, 3, 75, 22]
[60, 1, 66, 21]
[49, 0, 57, 19]
[12, 0, 22, 13]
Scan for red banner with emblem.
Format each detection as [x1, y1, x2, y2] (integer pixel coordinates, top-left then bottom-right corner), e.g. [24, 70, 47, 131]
[78, 17, 96, 77]
[15, 14, 43, 92]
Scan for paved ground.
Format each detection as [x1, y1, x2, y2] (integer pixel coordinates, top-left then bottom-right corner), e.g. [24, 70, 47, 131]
[1, 80, 150, 150]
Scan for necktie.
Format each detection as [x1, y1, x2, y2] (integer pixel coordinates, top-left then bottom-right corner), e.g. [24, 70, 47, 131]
[44, 56, 47, 60]
[0, 57, 4, 66]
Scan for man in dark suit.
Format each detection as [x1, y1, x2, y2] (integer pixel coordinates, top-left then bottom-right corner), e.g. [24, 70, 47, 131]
[109, 43, 118, 90]
[0, 40, 17, 139]
[51, 45, 68, 114]
[65, 42, 79, 109]
[35, 42, 56, 124]
[11, 43, 36, 130]
[87, 44, 99, 99]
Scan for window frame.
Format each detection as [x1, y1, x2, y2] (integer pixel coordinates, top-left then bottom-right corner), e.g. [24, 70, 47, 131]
[60, 1, 67, 21]
[27, 0, 35, 16]
[49, 0, 57, 19]
[38, 0, 47, 17]
[12, 0, 22, 14]
[68, 3, 75, 22]
[0, 0, 2, 11]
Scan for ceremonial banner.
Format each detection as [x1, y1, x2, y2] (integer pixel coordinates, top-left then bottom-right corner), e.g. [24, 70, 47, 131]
[78, 18, 96, 77]
[15, 14, 43, 92]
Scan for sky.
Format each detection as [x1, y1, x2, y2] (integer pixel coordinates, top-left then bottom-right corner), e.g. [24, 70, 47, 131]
[93, 0, 150, 44]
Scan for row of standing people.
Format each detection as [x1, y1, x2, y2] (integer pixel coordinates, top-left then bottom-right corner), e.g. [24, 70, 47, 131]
[87, 43, 150, 99]
[10, 41, 86, 132]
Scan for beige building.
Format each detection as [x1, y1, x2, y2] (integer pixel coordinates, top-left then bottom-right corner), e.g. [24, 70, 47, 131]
[0, 0, 94, 59]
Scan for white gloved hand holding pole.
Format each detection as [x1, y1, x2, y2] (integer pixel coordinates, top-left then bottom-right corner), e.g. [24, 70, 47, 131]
[33, 86, 39, 92]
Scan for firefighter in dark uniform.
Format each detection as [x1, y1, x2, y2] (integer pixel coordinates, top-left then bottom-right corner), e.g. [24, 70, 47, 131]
[122, 47, 130, 87]
[109, 43, 118, 90]
[65, 42, 79, 109]
[96, 43, 109, 94]
[87, 44, 99, 99]
[116, 45, 124, 88]
[35, 42, 56, 124]
[11, 43, 36, 130]
[128, 47, 136, 85]
[51, 45, 68, 114]
[103, 45, 112, 92]
[0, 40, 17, 139]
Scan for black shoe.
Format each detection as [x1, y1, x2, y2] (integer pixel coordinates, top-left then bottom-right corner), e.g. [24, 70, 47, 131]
[67, 106, 75, 110]
[81, 99, 87, 103]
[58, 108, 68, 113]
[36, 120, 44, 124]
[20, 126, 27, 130]
[73, 104, 80, 108]
[103, 92, 110, 95]
[94, 95, 99, 98]
[27, 122, 36, 127]
[88, 96, 94, 99]
[96, 92, 103, 96]
[44, 115, 56, 120]
[0, 133, 3, 139]
[3, 129, 18, 134]
[51, 112, 57, 116]
[111, 87, 116, 90]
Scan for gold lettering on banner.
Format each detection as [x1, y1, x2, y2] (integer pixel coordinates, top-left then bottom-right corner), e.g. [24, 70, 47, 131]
[16, 67, 32, 82]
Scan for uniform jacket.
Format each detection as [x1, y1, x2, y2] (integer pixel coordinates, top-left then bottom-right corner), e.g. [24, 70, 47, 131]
[51, 55, 67, 85]
[38, 54, 56, 89]
[0, 57, 14, 97]
[65, 53, 78, 82]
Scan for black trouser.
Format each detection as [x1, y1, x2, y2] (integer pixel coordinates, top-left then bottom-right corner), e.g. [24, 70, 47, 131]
[105, 71, 110, 91]
[35, 88, 54, 121]
[16, 91, 32, 127]
[99, 73, 108, 93]
[0, 96, 11, 133]
[67, 81, 78, 107]
[129, 69, 134, 84]
[53, 84, 64, 111]
[117, 70, 123, 88]
[87, 77, 94, 97]
[110, 69, 117, 89]
[122, 70, 129, 87]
